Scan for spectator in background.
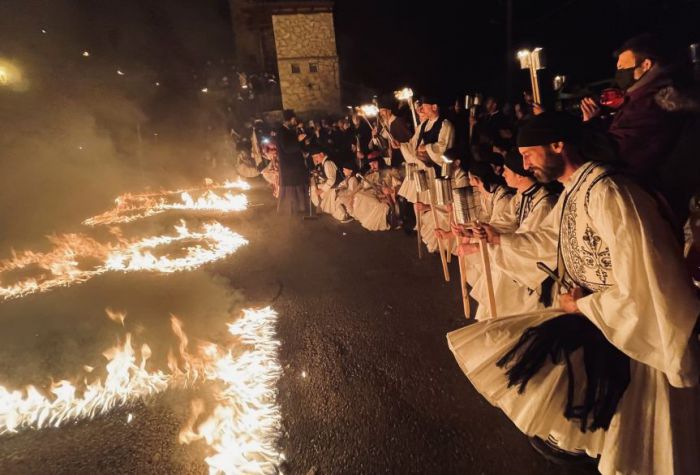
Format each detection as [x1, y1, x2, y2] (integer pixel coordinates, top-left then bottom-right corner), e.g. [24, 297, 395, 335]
[580, 34, 684, 208]
[275, 110, 308, 215]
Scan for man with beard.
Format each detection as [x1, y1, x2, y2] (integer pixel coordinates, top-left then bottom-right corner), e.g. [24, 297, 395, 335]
[447, 112, 700, 474]
[275, 110, 309, 215]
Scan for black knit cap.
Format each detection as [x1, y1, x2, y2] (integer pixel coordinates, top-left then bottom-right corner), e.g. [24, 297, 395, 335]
[418, 94, 440, 106]
[282, 109, 296, 121]
[306, 144, 326, 156]
[341, 160, 357, 172]
[504, 148, 529, 176]
[376, 93, 395, 109]
[516, 112, 581, 147]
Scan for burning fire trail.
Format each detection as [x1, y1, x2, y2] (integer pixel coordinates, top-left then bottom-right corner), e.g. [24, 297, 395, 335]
[83, 189, 249, 227]
[0, 307, 283, 474]
[0, 221, 248, 300]
[179, 307, 283, 474]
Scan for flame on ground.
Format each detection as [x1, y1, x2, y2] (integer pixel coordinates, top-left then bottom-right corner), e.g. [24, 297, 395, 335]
[179, 307, 283, 474]
[0, 307, 283, 474]
[83, 178, 251, 226]
[0, 221, 248, 300]
[84, 190, 248, 227]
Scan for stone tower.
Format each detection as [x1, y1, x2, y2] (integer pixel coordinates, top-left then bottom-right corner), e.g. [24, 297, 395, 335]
[228, 1, 340, 114]
[271, 2, 341, 114]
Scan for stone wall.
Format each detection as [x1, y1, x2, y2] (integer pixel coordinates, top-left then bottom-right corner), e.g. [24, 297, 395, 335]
[272, 12, 341, 114]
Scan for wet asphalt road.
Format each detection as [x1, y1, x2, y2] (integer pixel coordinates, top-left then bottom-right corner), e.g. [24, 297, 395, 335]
[0, 184, 594, 474]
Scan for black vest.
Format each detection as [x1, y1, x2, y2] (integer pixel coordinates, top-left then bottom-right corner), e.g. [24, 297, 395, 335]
[417, 117, 446, 174]
[318, 159, 344, 188]
[417, 117, 445, 148]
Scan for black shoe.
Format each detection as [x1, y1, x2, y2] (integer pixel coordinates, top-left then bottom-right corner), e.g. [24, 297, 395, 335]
[529, 437, 597, 468]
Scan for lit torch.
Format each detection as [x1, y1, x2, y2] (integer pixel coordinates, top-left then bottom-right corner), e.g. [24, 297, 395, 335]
[517, 48, 546, 105]
[357, 103, 379, 128]
[394, 87, 418, 128]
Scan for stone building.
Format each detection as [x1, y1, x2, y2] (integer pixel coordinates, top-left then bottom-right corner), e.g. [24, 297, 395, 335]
[229, 1, 341, 115]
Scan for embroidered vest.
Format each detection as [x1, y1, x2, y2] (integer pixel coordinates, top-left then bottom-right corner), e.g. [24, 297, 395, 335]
[558, 162, 615, 292]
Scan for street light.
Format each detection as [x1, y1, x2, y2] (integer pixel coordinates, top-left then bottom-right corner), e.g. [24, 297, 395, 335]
[517, 47, 546, 104]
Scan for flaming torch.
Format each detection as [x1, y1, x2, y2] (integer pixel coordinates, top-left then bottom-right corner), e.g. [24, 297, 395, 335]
[394, 87, 418, 129]
[517, 47, 546, 105]
[358, 103, 379, 128]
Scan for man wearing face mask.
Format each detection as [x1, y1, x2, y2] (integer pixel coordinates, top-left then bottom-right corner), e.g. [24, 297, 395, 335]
[580, 34, 682, 185]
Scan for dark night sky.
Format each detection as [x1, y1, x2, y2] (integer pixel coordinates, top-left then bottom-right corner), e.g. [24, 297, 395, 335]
[334, 0, 700, 102]
[1, 0, 699, 106]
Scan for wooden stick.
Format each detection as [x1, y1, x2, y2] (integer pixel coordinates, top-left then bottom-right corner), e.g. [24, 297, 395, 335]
[414, 203, 423, 259]
[408, 97, 418, 129]
[458, 254, 471, 319]
[428, 191, 450, 282]
[478, 237, 497, 318]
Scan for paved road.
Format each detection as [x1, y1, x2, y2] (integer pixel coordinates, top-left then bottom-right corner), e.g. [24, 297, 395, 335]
[0, 184, 593, 474]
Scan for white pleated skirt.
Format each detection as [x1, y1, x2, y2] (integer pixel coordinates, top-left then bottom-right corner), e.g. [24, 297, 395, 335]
[447, 311, 700, 475]
[353, 190, 390, 231]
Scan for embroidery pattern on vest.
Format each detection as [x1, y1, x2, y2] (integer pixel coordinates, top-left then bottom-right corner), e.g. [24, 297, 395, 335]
[559, 163, 613, 292]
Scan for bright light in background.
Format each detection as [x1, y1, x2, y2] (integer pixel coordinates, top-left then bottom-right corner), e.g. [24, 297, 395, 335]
[82, 51, 90, 57]
[116, 69, 125, 76]
[0, 59, 24, 90]
[201, 87, 208, 93]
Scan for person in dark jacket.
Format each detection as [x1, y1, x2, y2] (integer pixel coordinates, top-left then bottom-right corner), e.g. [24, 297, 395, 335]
[581, 34, 683, 184]
[275, 110, 308, 215]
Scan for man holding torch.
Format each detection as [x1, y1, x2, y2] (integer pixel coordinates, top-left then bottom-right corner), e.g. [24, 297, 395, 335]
[447, 112, 700, 474]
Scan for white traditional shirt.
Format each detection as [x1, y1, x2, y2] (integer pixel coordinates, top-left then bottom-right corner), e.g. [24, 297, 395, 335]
[494, 161, 700, 387]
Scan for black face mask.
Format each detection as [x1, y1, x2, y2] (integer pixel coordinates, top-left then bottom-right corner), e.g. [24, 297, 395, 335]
[614, 67, 636, 91]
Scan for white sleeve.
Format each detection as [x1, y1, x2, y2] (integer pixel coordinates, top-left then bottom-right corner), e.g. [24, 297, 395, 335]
[320, 161, 337, 192]
[576, 179, 700, 387]
[489, 194, 563, 290]
[492, 193, 558, 290]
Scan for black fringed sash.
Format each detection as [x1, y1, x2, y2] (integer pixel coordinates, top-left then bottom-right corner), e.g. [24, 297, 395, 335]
[496, 313, 630, 432]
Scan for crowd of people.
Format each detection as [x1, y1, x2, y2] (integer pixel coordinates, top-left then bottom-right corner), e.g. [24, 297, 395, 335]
[239, 33, 700, 474]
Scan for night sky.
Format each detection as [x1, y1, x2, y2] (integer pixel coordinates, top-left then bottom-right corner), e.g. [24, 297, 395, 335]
[334, 0, 700, 102]
[1, 0, 699, 107]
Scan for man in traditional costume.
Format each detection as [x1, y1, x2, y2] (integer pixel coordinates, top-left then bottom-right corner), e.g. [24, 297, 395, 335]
[336, 160, 360, 219]
[309, 146, 352, 223]
[465, 148, 560, 320]
[353, 153, 401, 231]
[398, 95, 455, 206]
[418, 148, 469, 254]
[448, 112, 700, 474]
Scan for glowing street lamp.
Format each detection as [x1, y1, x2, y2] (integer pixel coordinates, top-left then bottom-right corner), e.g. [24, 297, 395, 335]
[517, 47, 546, 104]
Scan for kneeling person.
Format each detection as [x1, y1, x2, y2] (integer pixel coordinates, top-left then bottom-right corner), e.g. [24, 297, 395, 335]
[310, 146, 352, 222]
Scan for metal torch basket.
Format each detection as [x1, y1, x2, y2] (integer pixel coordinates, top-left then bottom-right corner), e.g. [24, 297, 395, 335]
[452, 186, 481, 226]
[440, 161, 452, 178]
[413, 169, 430, 193]
[434, 177, 453, 206]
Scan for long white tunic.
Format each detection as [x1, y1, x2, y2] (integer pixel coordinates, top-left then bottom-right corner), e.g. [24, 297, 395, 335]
[353, 169, 398, 231]
[398, 118, 454, 203]
[448, 161, 700, 475]
[311, 159, 349, 221]
[336, 175, 359, 217]
[470, 184, 559, 320]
